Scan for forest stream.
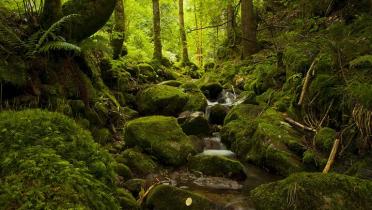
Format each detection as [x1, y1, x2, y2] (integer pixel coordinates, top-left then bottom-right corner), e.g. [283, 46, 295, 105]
[1, 0, 372, 209]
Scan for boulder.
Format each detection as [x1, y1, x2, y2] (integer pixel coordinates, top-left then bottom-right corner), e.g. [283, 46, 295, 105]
[178, 111, 210, 136]
[200, 82, 223, 100]
[181, 82, 208, 112]
[120, 148, 158, 176]
[221, 106, 305, 176]
[208, 104, 229, 125]
[144, 185, 216, 210]
[251, 172, 372, 210]
[136, 85, 188, 116]
[188, 155, 247, 180]
[124, 116, 197, 166]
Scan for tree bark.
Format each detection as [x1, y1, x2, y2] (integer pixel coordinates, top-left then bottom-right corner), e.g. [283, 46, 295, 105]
[152, 0, 163, 61]
[226, 1, 236, 45]
[111, 0, 125, 59]
[61, 0, 117, 42]
[41, 0, 62, 27]
[241, 0, 257, 58]
[178, 0, 190, 65]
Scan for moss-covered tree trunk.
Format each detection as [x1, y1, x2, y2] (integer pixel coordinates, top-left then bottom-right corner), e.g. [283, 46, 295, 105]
[241, 0, 257, 58]
[179, 0, 190, 65]
[226, 1, 236, 46]
[41, 0, 62, 27]
[61, 0, 117, 42]
[152, 0, 163, 61]
[111, 0, 125, 59]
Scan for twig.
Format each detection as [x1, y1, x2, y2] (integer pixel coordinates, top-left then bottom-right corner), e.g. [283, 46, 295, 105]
[298, 55, 319, 106]
[284, 116, 316, 132]
[323, 138, 340, 173]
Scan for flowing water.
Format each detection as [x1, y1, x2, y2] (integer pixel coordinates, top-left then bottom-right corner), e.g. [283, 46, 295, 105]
[183, 90, 281, 209]
[147, 90, 280, 209]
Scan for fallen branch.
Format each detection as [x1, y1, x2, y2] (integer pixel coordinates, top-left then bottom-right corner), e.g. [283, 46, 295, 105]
[298, 55, 319, 106]
[284, 116, 316, 132]
[323, 138, 340, 173]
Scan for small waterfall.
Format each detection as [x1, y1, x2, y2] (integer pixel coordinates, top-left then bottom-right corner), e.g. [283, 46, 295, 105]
[202, 90, 237, 158]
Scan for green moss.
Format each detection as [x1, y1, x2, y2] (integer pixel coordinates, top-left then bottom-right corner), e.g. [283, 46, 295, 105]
[188, 155, 247, 180]
[137, 85, 189, 116]
[315, 127, 337, 152]
[116, 163, 133, 180]
[251, 172, 372, 210]
[116, 188, 139, 210]
[144, 185, 215, 210]
[182, 85, 208, 112]
[124, 179, 146, 197]
[0, 109, 119, 209]
[159, 80, 184, 87]
[124, 116, 196, 166]
[302, 149, 327, 170]
[208, 104, 229, 125]
[180, 113, 210, 136]
[92, 128, 112, 145]
[224, 104, 263, 125]
[222, 107, 305, 176]
[121, 148, 158, 176]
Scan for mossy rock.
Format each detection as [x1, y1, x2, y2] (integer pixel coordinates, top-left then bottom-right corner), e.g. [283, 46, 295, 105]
[208, 104, 229, 125]
[200, 82, 223, 100]
[144, 185, 216, 210]
[183, 90, 208, 112]
[124, 179, 146, 197]
[315, 127, 337, 152]
[224, 104, 264, 125]
[116, 188, 140, 210]
[188, 155, 247, 180]
[92, 127, 112, 144]
[137, 63, 158, 81]
[137, 85, 189, 116]
[159, 80, 184, 87]
[120, 148, 158, 176]
[0, 109, 119, 209]
[302, 149, 327, 170]
[222, 107, 305, 176]
[251, 172, 372, 210]
[178, 111, 210, 136]
[116, 163, 134, 180]
[124, 116, 197, 166]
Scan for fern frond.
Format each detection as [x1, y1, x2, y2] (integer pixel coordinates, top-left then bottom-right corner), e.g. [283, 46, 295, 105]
[38, 41, 81, 54]
[36, 14, 79, 49]
[0, 21, 23, 48]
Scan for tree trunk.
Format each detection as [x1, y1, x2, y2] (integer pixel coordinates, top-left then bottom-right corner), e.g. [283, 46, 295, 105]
[62, 0, 117, 42]
[178, 0, 189, 65]
[152, 0, 162, 61]
[241, 0, 257, 58]
[41, 0, 62, 27]
[226, 1, 235, 45]
[111, 0, 125, 59]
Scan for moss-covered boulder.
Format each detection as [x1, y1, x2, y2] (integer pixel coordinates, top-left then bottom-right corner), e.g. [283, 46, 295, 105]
[221, 106, 305, 176]
[115, 163, 134, 180]
[223, 104, 264, 125]
[315, 127, 337, 152]
[117, 188, 140, 210]
[188, 155, 247, 180]
[124, 116, 197, 166]
[124, 179, 146, 197]
[251, 172, 372, 210]
[181, 82, 208, 112]
[0, 109, 119, 209]
[120, 148, 158, 176]
[137, 85, 189, 116]
[144, 185, 216, 210]
[200, 82, 223, 100]
[208, 104, 229, 125]
[178, 111, 210, 136]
